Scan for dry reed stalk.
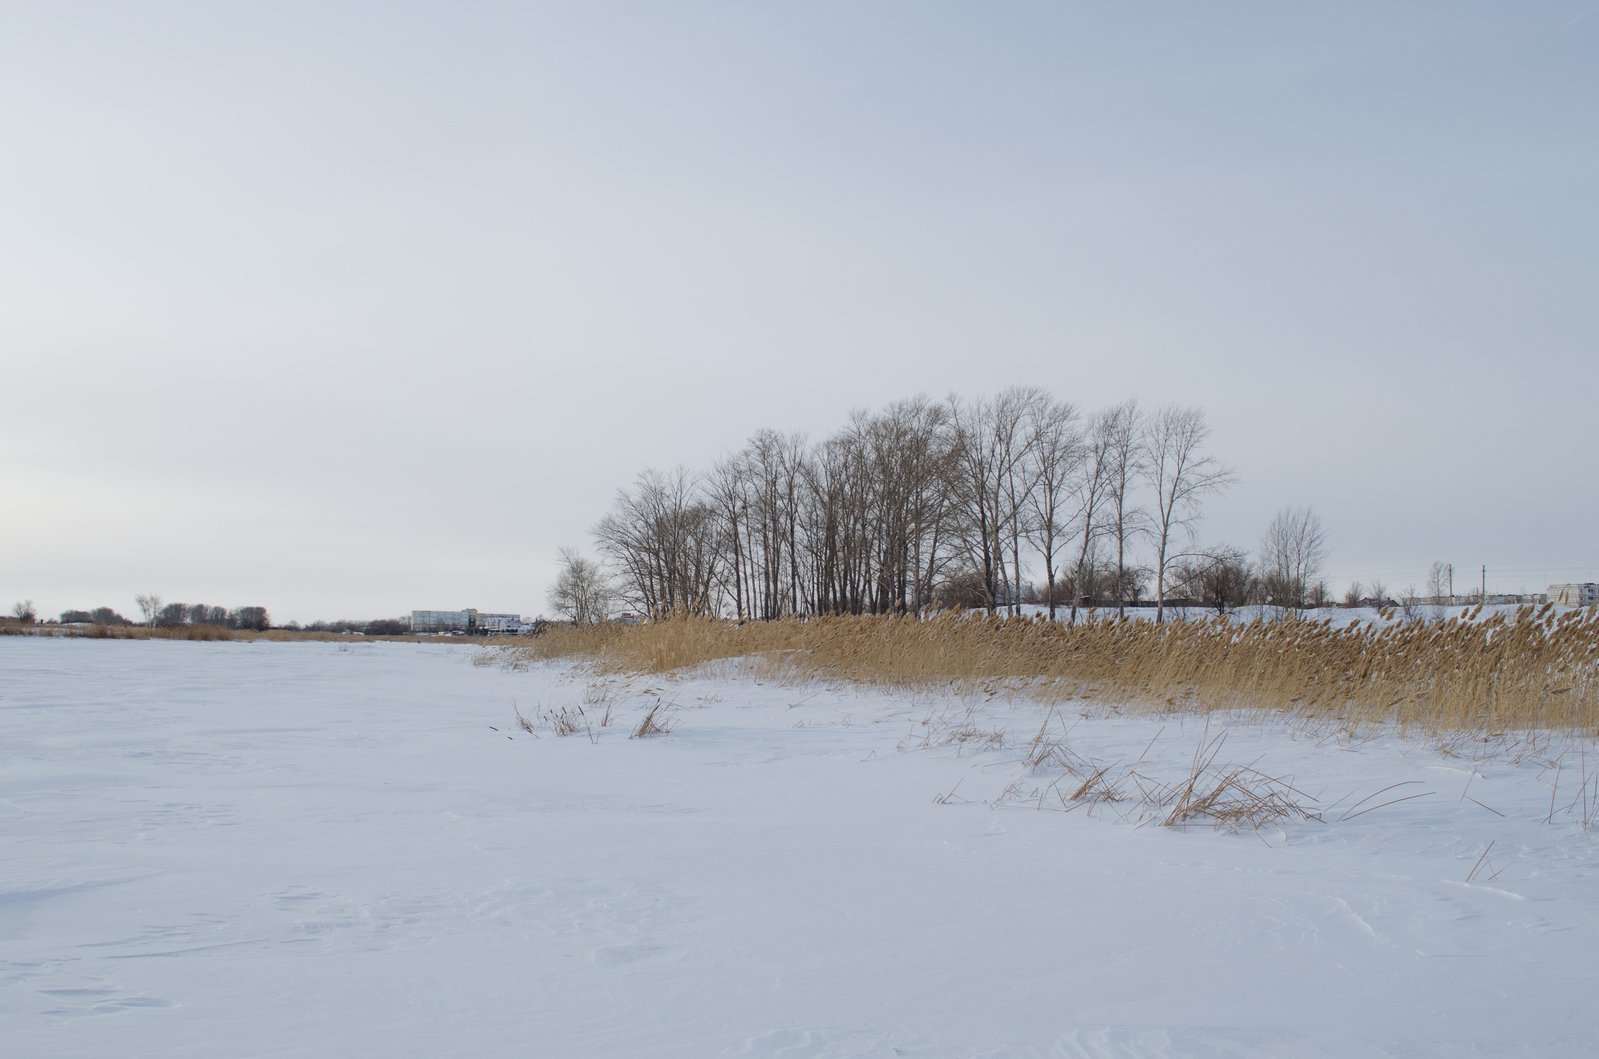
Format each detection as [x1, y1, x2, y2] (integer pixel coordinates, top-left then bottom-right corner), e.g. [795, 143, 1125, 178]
[994, 723, 1314, 830]
[540, 705, 590, 738]
[631, 701, 675, 738]
[514, 704, 538, 735]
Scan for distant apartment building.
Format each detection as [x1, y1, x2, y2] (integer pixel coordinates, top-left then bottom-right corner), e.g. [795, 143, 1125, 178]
[1547, 584, 1599, 607]
[410, 608, 528, 634]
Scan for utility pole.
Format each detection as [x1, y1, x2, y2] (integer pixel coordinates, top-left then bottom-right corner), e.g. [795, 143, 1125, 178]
[1481, 564, 1487, 604]
[1447, 563, 1454, 603]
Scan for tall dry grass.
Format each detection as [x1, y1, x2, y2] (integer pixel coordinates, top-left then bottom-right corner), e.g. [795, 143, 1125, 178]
[512, 606, 1599, 734]
[4, 623, 477, 644]
[0, 622, 238, 640]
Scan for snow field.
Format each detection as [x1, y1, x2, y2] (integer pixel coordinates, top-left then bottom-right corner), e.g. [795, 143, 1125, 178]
[3, 637, 1599, 1057]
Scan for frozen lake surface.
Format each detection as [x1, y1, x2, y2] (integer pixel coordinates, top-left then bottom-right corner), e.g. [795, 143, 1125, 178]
[4, 637, 1598, 1057]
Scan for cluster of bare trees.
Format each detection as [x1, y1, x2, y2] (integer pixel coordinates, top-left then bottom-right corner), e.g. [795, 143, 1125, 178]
[57, 606, 131, 625]
[545, 548, 618, 626]
[131, 595, 271, 630]
[1137, 505, 1333, 617]
[37, 599, 273, 630]
[1256, 506, 1330, 610]
[557, 389, 1237, 624]
[284, 617, 410, 635]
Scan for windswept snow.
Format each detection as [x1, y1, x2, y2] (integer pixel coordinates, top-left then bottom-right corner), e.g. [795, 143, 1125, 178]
[4, 638, 1598, 1057]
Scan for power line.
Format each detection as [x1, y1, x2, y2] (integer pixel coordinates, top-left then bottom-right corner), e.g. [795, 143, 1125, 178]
[1324, 564, 1599, 578]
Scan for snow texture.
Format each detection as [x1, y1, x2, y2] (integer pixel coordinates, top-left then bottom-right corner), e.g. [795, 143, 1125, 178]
[3, 637, 1598, 1057]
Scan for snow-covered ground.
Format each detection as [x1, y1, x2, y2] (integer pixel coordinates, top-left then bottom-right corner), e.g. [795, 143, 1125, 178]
[4, 637, 1598, 1057]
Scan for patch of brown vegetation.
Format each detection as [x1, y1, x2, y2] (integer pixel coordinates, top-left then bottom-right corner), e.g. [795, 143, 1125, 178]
[512, 606, 1599, 735]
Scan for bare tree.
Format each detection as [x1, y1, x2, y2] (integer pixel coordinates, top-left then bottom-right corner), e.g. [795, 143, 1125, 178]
[1207, 549, 1255, 615]
[1171, 547, 1252, 616]
[749, 430, 807, 618]
[1024, 397, 1084, 619]
[1258, 506, 1328, 612]
[706, 454, 753, 619]
[11, 599, 36, 623]
[1065, 543, 1110, 616]
[995, 387, 1049, 615]
[595, 468, 724, 617]
[1064, 408, 1117, 623]
[229, 606, 271, 631]
[947, 394, 1003, 614]
[1144, 406, 1234, 622]
[547, 548, 617, 625]
[1101, 400, 1145, 615]
[794, 432, 856, 615]
[706, 430, 812, 620]
[135, 593, 163, 628]
[858, 398, 957, 614]
[1398, 585, 1423, 622]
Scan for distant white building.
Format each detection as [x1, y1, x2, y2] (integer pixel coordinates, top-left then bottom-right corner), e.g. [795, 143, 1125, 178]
[410, 608, 529, 634]
[474, 612, 527, 634]
[1547, 584, 1599, 607]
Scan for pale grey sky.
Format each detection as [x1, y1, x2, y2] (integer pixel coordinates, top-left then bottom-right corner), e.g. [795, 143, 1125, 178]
[3, 2, 1595, 623]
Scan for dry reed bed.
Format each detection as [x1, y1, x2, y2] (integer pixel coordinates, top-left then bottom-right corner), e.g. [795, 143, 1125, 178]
[514, 606, 1599, 735]
[0, 622, 240, 641]
[0, 623, 489, 644]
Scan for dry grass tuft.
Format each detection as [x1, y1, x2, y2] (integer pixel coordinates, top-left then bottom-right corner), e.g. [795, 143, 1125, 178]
[992, 722, 1319, 831]
[1147, 728, 1319, 830]
[903, 702, 1009, 753]
[631, 701, 676, 739]
[542, 705, 590, 738]
[582, 681, 619, 727]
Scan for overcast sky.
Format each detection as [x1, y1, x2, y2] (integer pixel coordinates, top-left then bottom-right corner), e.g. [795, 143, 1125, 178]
[3, 2, 1595, 624]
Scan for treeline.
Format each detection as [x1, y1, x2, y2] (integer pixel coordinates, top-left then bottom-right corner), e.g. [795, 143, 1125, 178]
[57, 606, 133, 625]
[44, 599, 412, 637]
[581, 388, 1246, 623]
[57, 598, 275, 631]
[283, 617, 410, 636]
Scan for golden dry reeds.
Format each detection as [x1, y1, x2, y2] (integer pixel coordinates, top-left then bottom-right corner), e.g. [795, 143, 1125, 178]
[6, 623, 481, 643]
[78, 623, 237, 640]
[512, 607, 1599, 735]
